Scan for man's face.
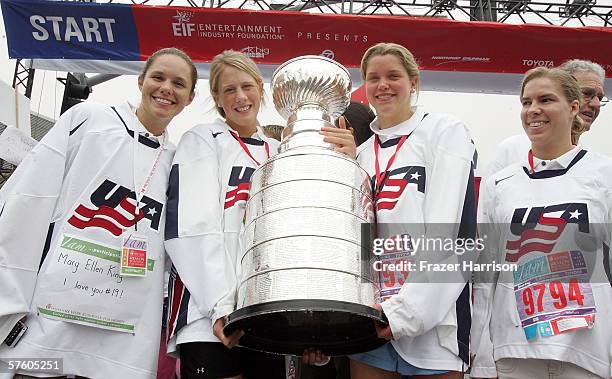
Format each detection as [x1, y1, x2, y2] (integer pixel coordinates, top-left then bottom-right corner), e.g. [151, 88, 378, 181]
[574, 71, 605, 130]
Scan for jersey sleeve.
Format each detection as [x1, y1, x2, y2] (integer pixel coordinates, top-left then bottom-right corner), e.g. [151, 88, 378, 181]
[164, 128, 235, 327]
[470, 177, 500, 378]
[0, 107, 74, 342]
[380, 117, 477, 340]
[484, 141, 512, 177]
[483, 134, 530, 177]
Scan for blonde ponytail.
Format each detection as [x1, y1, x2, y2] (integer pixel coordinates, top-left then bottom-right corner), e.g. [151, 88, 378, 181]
[571, 115, 586, 144]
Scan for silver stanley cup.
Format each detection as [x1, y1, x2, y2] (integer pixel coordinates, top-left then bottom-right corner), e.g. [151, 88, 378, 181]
[225, 56, 386, 356]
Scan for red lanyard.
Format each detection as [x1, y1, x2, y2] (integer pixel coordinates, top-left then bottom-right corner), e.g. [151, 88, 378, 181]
[373, 134, 408, 198]
[528, 150, 535, 172]
[230, 130, 270, 166]
[133, 130, 167, 231]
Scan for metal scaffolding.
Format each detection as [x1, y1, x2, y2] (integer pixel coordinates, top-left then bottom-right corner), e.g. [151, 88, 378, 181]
[0, 161, 12, 187]
[108, 0, 612, 26]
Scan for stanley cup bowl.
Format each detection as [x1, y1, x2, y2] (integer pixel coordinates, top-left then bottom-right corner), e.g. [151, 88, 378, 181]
[225, 56, 386, 356]
[271, 55, 352, 153]
[271, 55, 351, 121]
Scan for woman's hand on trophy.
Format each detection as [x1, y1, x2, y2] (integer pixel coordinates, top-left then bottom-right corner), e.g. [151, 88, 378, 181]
[213, 316, 244, 349]
[302, 347, 331, 366]
[372, 303, 394, 340]
[320, 116, 357, 159]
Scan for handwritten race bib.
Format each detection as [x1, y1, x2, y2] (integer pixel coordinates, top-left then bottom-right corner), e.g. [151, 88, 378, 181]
[35, 234, 156, 333]
[513, 250, 596, 340]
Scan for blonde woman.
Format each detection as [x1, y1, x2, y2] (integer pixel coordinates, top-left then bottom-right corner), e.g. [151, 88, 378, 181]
[350, 42, 476, 379]
[471, 67, 612, 379]
[165, 50, 354, 378]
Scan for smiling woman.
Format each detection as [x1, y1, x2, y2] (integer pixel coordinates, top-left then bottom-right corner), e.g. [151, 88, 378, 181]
[209, 51, 264, 136]
[471, 67, 612, 379]
[164, 50, 353, 378]
[519, 67, 584, 159]
[137, 48, 197, 135]
[163, 50, 288, 379]
[350, 42, 476, 379]
[0, 47, 196, 379]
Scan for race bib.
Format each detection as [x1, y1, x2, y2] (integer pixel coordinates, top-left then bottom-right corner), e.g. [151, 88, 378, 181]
[374, 234, 413, 301]
[35, 233, 156, 333]
[513, 250, 595, 340]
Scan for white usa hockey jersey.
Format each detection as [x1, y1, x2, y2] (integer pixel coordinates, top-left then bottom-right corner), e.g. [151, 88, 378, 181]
[0, 102, 174, 378]
[356, 107, 477, 371]
[472, 147, 612, 378]
[165, 119, 279, 353]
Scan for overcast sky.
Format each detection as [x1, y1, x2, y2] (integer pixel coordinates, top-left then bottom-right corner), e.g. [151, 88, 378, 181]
[1, 9, 610, 168]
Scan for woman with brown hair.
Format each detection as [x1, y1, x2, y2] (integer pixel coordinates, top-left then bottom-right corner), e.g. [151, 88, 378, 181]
[0, 47, 196, 378]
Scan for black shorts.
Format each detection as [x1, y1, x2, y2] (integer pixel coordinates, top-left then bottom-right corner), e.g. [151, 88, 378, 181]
[179, 342, 286, 379]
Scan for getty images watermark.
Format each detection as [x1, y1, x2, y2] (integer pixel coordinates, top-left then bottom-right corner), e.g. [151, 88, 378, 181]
[369, 231, 518, 277]
[364, 222, 612, 288]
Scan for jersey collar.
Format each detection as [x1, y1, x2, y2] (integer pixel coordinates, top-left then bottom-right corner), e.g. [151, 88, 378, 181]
[527, 145, 582, 172]
[213, 118, 277, 146]
[112, 102, 161, 149]
[522, 147, 586, 179]
[370, 106, 422, 142]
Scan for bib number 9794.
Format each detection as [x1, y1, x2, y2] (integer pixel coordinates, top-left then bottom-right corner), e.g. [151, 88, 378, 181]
[521, 278, 584, 316]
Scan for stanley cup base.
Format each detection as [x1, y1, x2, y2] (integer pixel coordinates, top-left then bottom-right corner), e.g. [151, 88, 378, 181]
[224, 299, 387, 356]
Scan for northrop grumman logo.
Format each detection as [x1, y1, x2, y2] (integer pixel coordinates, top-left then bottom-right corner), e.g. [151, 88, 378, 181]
[30, 15, 116, 42]
[240, 46, 269, 59]
[172, 11, 195, 37]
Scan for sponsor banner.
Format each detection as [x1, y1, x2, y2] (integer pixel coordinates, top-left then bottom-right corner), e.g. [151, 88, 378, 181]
[2, 0, 612, 76]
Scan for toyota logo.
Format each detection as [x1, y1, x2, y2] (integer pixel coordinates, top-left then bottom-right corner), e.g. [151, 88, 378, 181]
[321, 50, 335, 59]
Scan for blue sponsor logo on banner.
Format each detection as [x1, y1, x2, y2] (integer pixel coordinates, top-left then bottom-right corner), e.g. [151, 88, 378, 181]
[1, 0, 140, 60]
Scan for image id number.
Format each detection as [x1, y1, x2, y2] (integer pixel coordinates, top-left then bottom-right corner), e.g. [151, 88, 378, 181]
[4, 358, 62, 373]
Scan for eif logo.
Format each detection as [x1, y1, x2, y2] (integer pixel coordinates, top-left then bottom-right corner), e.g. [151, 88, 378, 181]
[171, 11, 195, 37]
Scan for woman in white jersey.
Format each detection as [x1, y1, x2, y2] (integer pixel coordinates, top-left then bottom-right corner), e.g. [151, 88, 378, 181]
[350, 42, 477, 378]
[471, 67, 612, 379]
[0, 47, 196, 379]
[164, 50, 355, 379]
